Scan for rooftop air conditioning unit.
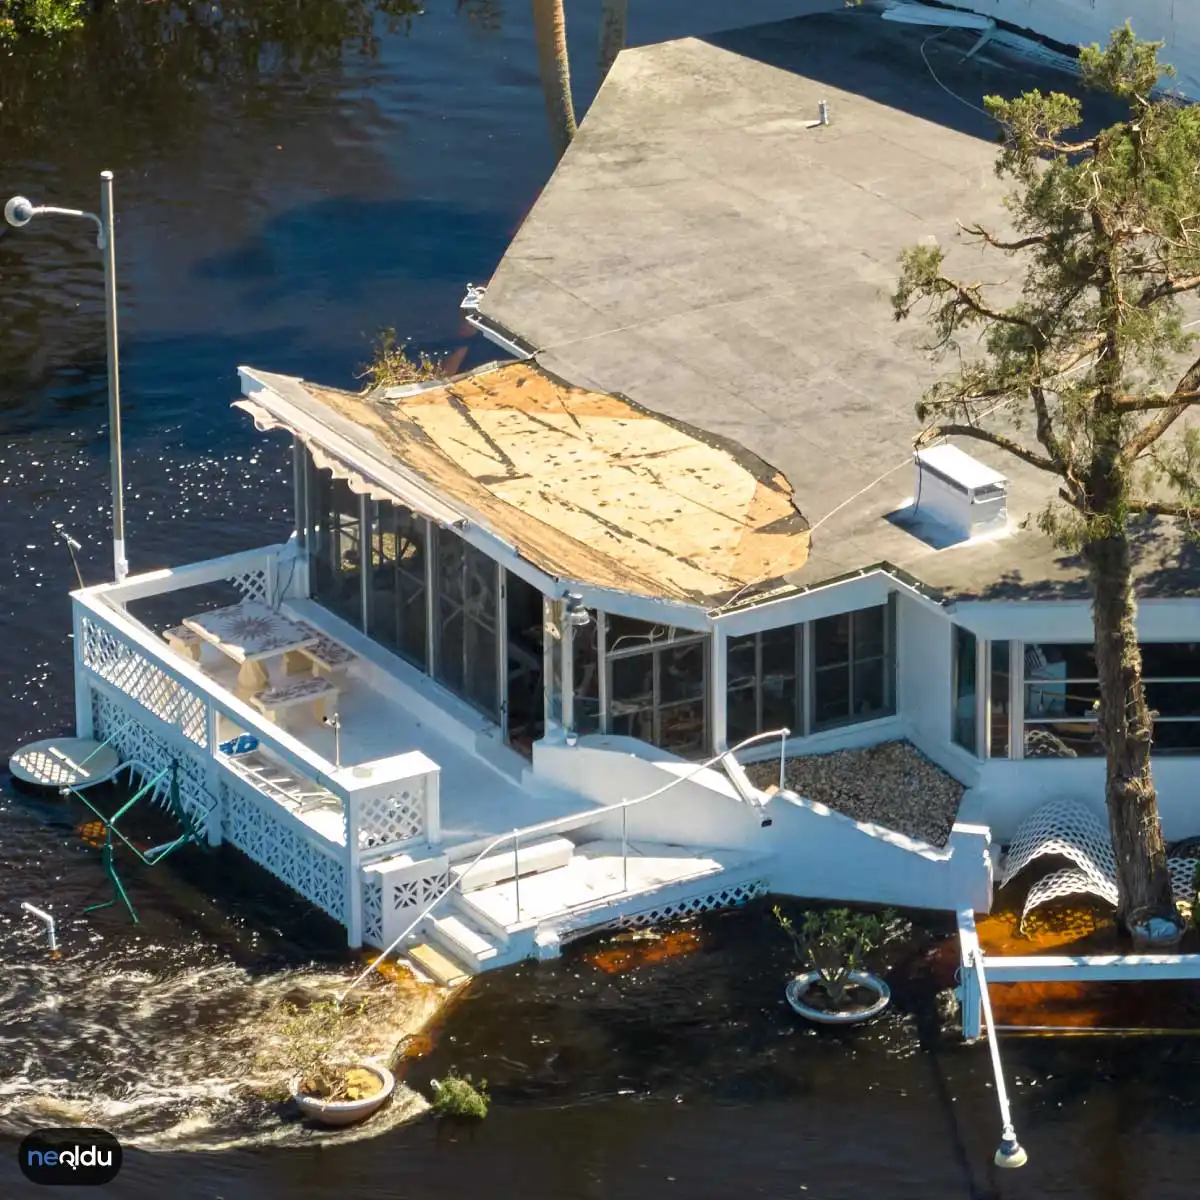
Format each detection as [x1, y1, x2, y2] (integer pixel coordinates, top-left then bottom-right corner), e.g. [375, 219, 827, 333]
[913, 444, 1008, 541]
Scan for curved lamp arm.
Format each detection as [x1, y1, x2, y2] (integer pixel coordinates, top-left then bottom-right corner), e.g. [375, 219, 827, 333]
[4, 196, 105, 249]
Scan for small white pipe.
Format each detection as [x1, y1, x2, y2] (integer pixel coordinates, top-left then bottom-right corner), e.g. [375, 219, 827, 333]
[21, 902, 57, 952]
[973, 947, 1027, 1168]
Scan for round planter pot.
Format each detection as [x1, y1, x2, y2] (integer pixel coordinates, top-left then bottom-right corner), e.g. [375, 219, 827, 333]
[292, 1064, 395, 1127]
[785, 971, 890, 1026]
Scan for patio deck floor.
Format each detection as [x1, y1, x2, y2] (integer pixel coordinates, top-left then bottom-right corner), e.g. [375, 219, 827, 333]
[183, 636, 600, 850]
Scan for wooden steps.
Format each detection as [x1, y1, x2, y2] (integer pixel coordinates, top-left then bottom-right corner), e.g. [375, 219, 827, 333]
[407, 941, 473, 987]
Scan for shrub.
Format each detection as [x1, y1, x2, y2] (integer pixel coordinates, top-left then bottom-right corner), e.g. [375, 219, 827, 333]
[773, 904, 894, 1007]
[359, 328, 445, 391]
[269, 998, 368, 1102]
[430, 1068, 489, 1121]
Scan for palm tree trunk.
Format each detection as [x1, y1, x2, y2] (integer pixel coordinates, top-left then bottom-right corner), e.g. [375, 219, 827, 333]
[597, 0, 627, 85]
[531, 0, 576, 161]
[1083, 482, 1176, 942]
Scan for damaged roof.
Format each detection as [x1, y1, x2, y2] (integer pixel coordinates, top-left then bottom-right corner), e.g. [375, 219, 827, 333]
[238, 360, 810, 607]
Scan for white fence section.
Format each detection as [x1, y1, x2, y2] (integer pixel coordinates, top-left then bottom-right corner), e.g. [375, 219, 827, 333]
[956, 908, 1200, 1038]
[72, 545, 441, 947]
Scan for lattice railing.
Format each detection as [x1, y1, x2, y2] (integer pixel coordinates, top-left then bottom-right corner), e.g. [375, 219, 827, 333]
[221, 779, 347, 923]
[357, 782, 427, 854]
[91, 690, 215, 827]
[362, 876, 384, 948]
[81, 617, 208, 748]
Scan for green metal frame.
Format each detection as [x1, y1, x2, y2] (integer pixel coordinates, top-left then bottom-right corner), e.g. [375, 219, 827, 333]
[69, 760, 205, 924]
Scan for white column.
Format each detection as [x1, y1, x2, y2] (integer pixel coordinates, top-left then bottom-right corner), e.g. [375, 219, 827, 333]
[205, 705, 223, 847]
[345, 790, 363, 950]
[711, 625, 728, 752]
[72, 602, 95, 739]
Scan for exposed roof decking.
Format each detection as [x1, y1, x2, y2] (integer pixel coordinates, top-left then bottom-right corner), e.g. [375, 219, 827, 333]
[239, 361, 810, 606]
[478, 12, 1200, 601]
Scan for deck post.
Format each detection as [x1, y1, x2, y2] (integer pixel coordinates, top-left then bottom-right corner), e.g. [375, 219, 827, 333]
[345, 789, 363, 949]
[513, 828, 521, 923]
[204, 705, 223, 847]
[957, 909, 983, 1041]
[72, 601, 95, 739]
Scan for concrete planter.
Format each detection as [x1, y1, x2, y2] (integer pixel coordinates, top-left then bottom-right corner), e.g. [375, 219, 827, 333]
[292, 1064, 395, 1127]
[785, 970, 890, 1025]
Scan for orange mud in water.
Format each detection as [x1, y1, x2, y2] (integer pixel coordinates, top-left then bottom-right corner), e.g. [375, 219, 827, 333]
[584, 929, 704, 975]
[977, 894, 1200, 1031]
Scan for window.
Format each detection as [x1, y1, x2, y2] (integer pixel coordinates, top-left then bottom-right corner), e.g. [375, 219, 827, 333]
[572, 609, 601, 735]
[989, 641, 1010, 759]
[367, 500, 427, 669]
[310, 469, 363, 629]
[726, 626, 802, 747]
[1021, 642, 1102, 757]
[433, 526, 499, 719]
[952, 626, 977, 754]
[811, 601, 895, 731]
[606, 615, 708, 758]
[1136, 642, 1200, 755]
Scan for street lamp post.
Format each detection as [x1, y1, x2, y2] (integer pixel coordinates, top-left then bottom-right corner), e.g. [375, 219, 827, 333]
[5, 170, 128, 583]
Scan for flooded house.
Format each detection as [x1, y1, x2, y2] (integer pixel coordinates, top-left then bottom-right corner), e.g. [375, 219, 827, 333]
[70, 9, 1200, 981]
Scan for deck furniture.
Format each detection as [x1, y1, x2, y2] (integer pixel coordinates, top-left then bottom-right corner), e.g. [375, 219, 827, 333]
[283, 623, 357, 681]
[162, 624, 203, 663]
[182, 600, 318, 701]
[250, 675, 340, 725]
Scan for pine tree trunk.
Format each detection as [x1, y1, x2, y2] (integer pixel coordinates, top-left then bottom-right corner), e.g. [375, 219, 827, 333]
[597, 0, 627, 85]
[1083, 511, 1176, 941]
[532, 0, 577, 161]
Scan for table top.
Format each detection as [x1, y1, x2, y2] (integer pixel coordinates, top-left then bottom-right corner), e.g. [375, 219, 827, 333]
[182, 601, 318, 664]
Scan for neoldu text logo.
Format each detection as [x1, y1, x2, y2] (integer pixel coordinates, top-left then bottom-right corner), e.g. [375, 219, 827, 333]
[18, 1127, 123, 1187]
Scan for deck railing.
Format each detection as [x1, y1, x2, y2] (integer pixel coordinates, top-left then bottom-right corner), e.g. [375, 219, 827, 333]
[71, 544, 440, 945]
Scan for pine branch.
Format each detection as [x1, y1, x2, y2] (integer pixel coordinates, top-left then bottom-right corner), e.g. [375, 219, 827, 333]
[1125, 498, 1200, 518]
[959, 222, 1051, 253]
[1136, 273, 1200, 307]
[915, 424, 1060, 473]
[1117, 389, 1200, 412]
[1122, 355, 1200, 462]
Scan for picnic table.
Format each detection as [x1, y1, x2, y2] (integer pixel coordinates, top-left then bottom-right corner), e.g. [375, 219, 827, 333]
[183, 600, 319, 701]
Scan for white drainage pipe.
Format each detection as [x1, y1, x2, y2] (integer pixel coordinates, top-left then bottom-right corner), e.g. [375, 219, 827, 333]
[973, 948, 1027, 1168]
[21, 902, 58, 952]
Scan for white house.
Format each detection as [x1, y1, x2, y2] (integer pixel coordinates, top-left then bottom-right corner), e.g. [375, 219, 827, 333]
[70, 8, 1200, 981]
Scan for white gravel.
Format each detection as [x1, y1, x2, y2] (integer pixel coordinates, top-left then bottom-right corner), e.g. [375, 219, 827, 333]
[745, 739, 963, 847]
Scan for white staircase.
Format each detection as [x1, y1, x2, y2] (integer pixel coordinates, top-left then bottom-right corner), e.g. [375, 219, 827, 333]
[397, 835, 771, 985]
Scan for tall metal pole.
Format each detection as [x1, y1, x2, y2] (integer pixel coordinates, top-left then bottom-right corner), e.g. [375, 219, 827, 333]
[100, 171, 127, 583]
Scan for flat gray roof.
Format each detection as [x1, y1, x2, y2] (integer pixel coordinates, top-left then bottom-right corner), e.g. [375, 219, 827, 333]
[479, 9, 1199, 602]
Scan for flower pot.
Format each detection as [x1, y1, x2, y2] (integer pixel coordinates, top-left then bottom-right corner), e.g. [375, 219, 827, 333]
[785, 970, 890, 1025]
[292, 1063, 395, 1127]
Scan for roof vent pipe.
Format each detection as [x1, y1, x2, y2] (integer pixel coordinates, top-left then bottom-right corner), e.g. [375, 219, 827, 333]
[819, 100, 829, 126]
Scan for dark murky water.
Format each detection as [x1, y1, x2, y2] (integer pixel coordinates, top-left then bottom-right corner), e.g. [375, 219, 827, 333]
[2, 2, 1199, 1195]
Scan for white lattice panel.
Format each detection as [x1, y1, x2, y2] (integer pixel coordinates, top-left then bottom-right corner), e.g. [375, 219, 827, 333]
[362, 876, 384, 948]
[230, 567, 271, 605]
[1005, 798, 1199, 924]
[358, 786, 425, 853]
[221, 780, 347, 923]
[391, 869, 449, 915]
[1001, 800, 1116, 890]
[82, 617, 208, 747]
[91, 690, 215, 828]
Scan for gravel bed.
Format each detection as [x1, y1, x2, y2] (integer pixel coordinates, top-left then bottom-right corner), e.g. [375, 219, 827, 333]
[744, 740, 963, 848]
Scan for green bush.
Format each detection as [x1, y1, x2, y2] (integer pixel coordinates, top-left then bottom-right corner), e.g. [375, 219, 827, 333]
[430, 1068, 489, 1121]
[773, 904, 894, 1006]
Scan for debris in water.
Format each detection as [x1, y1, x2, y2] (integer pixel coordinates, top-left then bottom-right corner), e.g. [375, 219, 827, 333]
[586, 928, 702, 975]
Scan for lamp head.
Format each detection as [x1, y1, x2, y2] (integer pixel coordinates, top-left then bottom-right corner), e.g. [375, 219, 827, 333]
[4, 196, 35, 228]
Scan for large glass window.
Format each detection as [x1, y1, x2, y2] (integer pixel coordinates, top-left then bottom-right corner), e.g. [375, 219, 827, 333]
[433, 526, 499, 719]
[367, 500, 427, 669]
[952, 626, 977, 754]
[811, 601, 895, 731]
[310, 470, 363, 629]
[572, 610, 601, 735]
[726, 626, 802, 747]
[606, 616, 708, 758]
[1021, 641, 1200, 757]
[1021, 642, 1101, 757]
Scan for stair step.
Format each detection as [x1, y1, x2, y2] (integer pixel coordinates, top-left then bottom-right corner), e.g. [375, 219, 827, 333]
[407, 941, 473, 987]
[429, 912, 499, 966]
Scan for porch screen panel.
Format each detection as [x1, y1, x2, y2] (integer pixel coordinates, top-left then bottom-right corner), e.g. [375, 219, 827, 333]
[1141, 641, 1200, 752]
[311, 469, 363, 629]
[572, 610, 601, 735]
[726, 626, 801, 746]
[434, 526, 466, 695]
[368, 501, 427, 669]
[432, 525, 500, 720]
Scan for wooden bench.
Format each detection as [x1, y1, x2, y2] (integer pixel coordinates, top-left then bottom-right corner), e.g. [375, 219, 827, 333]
[250, 676, 339, 724]
[283, 624, 357, 680]
[162, 625, 203, 663]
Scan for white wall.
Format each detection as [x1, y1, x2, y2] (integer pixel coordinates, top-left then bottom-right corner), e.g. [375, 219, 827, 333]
[958, 0, 1200, 98]
[962, 756, 1200, 844]
[534, 736, 994, 913]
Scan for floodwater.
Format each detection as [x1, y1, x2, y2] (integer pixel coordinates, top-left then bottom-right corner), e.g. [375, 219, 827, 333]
[1, 1, 1199, 1195]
